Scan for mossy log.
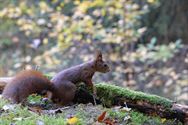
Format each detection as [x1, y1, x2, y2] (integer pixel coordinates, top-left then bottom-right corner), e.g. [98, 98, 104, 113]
[96, 83, 188, 124]
[0, 77, 188, 123]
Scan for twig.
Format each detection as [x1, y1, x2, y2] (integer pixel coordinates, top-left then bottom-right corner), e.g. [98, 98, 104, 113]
[93, 95, 97, 106]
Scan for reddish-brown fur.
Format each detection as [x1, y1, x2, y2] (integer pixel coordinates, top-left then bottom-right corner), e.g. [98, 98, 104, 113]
[2, 70, 54, 103]
[51, 51, 110, 105]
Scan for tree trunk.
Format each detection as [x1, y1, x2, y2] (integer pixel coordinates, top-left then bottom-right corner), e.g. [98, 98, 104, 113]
[141, 0, 188, 44]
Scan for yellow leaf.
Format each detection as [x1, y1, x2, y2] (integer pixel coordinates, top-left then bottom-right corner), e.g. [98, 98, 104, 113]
[74, 0, 80, 5]
[39, 1, 50, 13]
[67, 117, 79, 125]
[52, 0, 58, 4]
[147, 0, 155, 3]
[161, 118, 166, 123]
[43, 38, 48, 44]
[77, 1, 91, 13]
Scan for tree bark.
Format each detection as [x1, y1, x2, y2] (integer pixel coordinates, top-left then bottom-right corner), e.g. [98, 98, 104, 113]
[141, 0, 188, 44]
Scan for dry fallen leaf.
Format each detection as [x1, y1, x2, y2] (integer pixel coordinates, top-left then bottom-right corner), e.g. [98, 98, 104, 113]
[2, 104, 16, 111]
[120, 107, 131, 112]
[103, 118, 117, 125]
[28, 106, 43, 114]
[97, 111, 107, 122]
[13, 117, 23, 121]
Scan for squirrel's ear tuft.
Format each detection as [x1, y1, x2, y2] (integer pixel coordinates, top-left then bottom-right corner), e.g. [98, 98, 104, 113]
[95, 50, 102, 61]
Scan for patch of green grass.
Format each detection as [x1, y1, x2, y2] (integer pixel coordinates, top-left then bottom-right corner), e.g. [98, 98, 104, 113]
[108, 109, 126, 120]
[129, 110, 182, 125]
[0, 105, 38, 125]
[96, 83, 173, 108]
[27, 94, 43, 104]
[0, 97, 182, 125]
[0, 98, 9, 108]
[36, 115, 66, 125]
[107, 108, 182, 125]
[0, 98, 66, 125]
[108, 109, 161, 125]
[0, 107, 67, 125]
[129, 110, 161, 125]
[0, 98, 86, 125]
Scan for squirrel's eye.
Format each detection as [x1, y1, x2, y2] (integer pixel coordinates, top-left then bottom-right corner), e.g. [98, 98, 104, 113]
[104, 64, 108, 67]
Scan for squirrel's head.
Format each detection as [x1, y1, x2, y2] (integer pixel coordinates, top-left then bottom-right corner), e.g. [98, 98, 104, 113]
[94, 51, 110, 73]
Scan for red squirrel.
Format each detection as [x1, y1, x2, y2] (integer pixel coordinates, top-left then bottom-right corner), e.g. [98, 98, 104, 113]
[51, 51, 110, 105]
[2, 51, 109, 105]
[2, 70, 54, 103]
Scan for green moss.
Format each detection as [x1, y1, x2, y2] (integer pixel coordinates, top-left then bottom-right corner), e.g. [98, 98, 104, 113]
[96, 83, 173, 108]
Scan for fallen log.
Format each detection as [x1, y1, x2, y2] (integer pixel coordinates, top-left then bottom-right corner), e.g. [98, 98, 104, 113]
[96, 83, 188, 124]
[0, 77, 188, 124]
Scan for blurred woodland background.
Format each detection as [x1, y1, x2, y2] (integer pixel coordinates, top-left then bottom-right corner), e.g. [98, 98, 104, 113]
[0, 0, 188, 104]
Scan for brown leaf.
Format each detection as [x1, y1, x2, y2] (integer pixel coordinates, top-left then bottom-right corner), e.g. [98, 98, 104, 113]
[103, 118, 116, 125]
[28, 106, 43, 114]
[97, 111, 107, 122]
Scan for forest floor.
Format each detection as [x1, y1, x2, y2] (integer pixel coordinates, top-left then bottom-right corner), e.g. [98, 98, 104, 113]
[0, 97, 182, 125]
[0, 83, 183, 125]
